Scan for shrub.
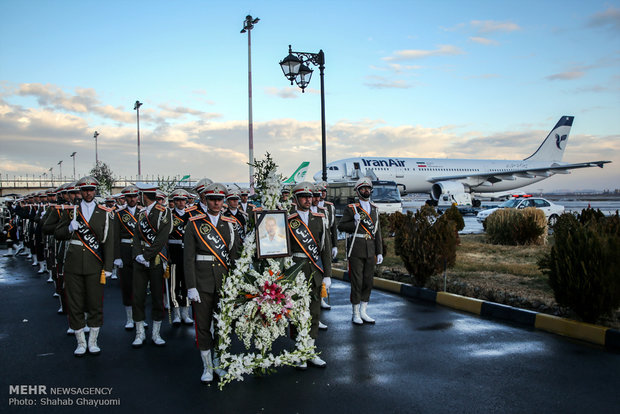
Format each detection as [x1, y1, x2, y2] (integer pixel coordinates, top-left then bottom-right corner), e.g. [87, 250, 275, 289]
[390, 206, 457, 286]
[485, 207, 547, 245]
[442, 204, 465, 232]
[538, 211, 620, 323]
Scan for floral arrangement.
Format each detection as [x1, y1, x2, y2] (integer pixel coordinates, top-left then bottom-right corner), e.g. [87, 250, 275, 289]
[215, 154, 316, 389]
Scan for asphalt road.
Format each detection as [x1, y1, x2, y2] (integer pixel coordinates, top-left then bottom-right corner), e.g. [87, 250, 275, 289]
[1, 251, 619, 414]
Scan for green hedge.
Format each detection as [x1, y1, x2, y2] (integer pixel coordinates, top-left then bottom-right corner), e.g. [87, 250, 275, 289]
[485, 207, 547, 245]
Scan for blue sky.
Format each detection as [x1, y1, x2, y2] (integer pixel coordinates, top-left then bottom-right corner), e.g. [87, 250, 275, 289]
[1, 0, 618, 191]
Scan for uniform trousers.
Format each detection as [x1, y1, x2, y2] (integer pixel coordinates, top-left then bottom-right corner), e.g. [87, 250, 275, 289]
[192, 291, 218, 351]
[168, 244, 188, 308]
[132, 262, 164, 322]
[65, 271, 103, 330]
[348, 256, 375, 304]
[293, 258, 322, 340]
[118, 244, 134, 306]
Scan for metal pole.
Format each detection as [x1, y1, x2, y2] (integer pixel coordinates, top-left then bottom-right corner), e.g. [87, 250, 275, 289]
[58, 161, 63, 180]
[135, 101, 143, 180]
[318, 50, 327, 182]
[94, 131, 99, 166]
[242, 15, 259, 191]
[70, 152, 76, 179]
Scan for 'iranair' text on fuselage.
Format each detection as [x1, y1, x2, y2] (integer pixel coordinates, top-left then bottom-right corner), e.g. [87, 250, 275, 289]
[361, 159, 406, 167]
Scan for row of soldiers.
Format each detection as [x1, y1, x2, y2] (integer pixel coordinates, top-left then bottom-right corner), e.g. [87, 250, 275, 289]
[2, 175, 383, 384]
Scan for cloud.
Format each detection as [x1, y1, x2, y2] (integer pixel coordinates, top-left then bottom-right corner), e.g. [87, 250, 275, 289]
[469, 36, 499, 46]
[464, 73, 500, 80]
[264, 87, 300, 99]
[587, 6, 620, 31]
[382, 45, 465, 61]
[364, 76, 412, 89]
[470, 20, 521, 34]
[545, 71, 585, 81]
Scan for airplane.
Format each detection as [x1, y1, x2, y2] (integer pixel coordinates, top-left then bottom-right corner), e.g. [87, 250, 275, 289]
[282, 161, 310, 185]
[314, 116, 611, 206]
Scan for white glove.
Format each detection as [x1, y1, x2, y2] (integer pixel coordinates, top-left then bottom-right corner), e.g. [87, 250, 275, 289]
[376, 254, 383, 265]
[323, 277, 332, 289]
[135, 254, 149, 267]
[187, 288, 201, 303]
[354, 213, 361, 224]
[113, 258, 123, 268]
[331, 247, 338, 259]
[104, 271, 112, 278]
[69, 219, 80, 232]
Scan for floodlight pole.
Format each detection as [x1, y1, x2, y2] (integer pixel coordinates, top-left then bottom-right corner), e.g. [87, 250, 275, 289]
[241, 15, 259, 191]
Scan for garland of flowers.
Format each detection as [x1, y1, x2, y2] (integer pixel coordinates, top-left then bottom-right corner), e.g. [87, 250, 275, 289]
[215, 154, 316, 389]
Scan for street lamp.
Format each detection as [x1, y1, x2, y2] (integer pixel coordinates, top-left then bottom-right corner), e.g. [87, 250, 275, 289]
[93, 131, 100, 166]
[57, 160, 63, 180]
[70, 152, 77, 179]
[48, 167, 53, 185]
[134, 100, 143, 180]
[279, 45, 328, 182]
[241, 15, 260, 191]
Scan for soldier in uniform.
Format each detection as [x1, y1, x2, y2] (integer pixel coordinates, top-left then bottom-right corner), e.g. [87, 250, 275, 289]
[317, 182, 338, 310]
[337, 177, 383, 325]
[287, 182, 332, 368]
[114, 185, 140, 330]
[131, 183, 172, 348]
[33, 190, 49, 274]
[168, 188, 193, 326]
[222, 188, 247, 242]
[239, 188, 256, 214]
[54, 176, 114, 356]
[184, 182, 241, 384]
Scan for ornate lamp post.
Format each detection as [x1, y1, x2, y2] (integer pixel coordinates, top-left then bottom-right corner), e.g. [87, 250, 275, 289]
[279, 45, 327, 182]
[241, 15, 259, 191]
[70, 152, 77, 179]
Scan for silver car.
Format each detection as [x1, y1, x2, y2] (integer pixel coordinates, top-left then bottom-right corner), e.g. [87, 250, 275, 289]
[476, 197, 565, 226]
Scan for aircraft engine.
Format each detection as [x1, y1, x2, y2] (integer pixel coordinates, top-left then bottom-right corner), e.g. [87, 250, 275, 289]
[430, 181, 467, 201]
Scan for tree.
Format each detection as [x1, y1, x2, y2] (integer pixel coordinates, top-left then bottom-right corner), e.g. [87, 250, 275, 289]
[89, 162, 115, 195]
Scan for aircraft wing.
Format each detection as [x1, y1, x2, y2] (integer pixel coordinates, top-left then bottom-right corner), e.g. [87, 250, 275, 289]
[426, 160, 612, 184]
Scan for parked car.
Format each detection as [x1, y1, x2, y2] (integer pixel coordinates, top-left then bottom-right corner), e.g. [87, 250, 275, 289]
[476, 195, 564, 226]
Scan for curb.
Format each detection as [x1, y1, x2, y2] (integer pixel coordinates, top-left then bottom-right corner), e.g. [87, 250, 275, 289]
[331, 268, 620, 352]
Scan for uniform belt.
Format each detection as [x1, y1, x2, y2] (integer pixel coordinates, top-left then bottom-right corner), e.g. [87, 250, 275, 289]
[196, 254, 215, 261]
[168, 239, 183, 245]
[292, 253, 308, 259]
[352, 233, 373, 240]
[70, 239, 83, 246]
[121, 238, 133, 244]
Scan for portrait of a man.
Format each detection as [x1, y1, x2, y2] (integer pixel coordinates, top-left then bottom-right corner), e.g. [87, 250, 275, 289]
[256, 211, 289, 257]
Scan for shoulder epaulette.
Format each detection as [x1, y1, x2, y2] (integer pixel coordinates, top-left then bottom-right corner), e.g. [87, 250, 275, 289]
[154, 204, 166, 212]
[220, 216, 236, 223]
[253, 207, 263, 212]
[370, 202, 377, 208]
[98, 205, 113, 212]
[189, 214, 206, 221]
[288, 212, 299, 219]
[186, 205, 197, 211]
[347, 203, 355, 208]
[248, 202, 256, 207]
[324, 201, 334, 205]
[311, 212, 325, 218]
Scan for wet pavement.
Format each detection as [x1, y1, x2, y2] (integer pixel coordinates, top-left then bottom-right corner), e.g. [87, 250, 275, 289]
[1, 251, 619, 413]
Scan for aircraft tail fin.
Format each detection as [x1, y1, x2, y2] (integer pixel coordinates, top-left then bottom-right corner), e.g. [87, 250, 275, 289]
[524, 116, 574, 162]
[282, 162, 310, 184]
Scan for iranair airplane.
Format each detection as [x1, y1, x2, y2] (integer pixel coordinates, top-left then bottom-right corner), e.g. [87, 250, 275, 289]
[314, 116, 611, 206]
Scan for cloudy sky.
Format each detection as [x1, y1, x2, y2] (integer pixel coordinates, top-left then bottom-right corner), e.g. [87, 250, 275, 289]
[1, 0, 618, 192]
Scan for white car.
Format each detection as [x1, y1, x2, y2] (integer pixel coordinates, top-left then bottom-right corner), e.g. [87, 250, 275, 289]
[476, 196, 564, 226]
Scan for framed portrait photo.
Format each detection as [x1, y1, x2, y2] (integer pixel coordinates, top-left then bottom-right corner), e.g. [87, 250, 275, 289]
[255, 210, 291, 258]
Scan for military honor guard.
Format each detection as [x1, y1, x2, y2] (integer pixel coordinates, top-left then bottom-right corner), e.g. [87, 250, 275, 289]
[184, 182, 241, 384]
[168, 189, 193, 326]
[287, 182, 332, 368]
[317, 182, 338, 310]
[54, 176, 114, 356]
[337, 177, 383, 325]
[239, 188, 256, 214]
[114, 185, 140, 330]
[222, 188, 247, 242]
[131, 183, 172, 348]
